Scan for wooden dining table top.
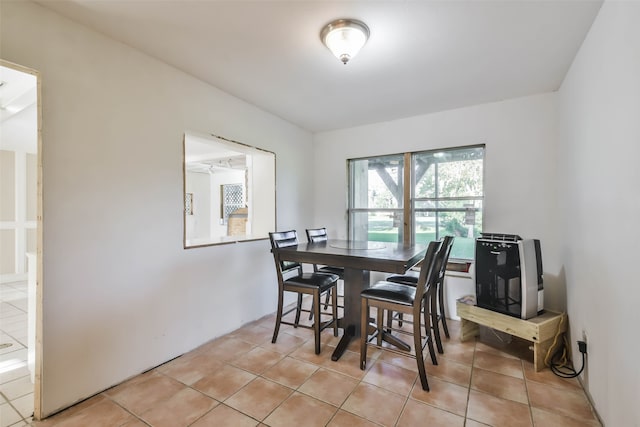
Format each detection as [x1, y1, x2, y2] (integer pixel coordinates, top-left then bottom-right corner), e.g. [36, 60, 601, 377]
[273, 239, 428, 275]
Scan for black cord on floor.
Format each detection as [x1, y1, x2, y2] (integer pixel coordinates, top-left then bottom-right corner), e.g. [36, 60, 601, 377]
[543, 314, 586, 379]
[550, 342, 585, 378]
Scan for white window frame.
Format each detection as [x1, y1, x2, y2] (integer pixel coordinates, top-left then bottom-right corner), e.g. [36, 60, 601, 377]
[348, 145, 484, 260]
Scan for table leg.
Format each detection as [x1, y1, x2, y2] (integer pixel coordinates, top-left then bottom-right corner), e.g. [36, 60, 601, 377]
[331, 268, 369, 361]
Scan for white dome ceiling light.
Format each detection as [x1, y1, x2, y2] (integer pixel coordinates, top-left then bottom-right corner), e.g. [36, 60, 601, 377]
[320, 19, 370, 65]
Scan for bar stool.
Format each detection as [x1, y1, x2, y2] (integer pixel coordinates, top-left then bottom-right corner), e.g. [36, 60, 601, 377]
[269, 230, 339, 354]
[385, 236, 454, 353]
[360, 240, 444, 391]
[306, 228, 344, 317]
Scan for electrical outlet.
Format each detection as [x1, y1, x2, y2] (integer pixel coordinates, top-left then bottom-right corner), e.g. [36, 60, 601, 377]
[578, 340, 587, 354]
[582, 329, 587, 343]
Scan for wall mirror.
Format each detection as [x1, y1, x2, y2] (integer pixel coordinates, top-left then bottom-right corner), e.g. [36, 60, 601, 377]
[183, 132, 275, 248]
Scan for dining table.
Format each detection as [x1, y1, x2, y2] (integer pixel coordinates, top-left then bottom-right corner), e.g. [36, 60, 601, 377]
[273, 239, 428, 361]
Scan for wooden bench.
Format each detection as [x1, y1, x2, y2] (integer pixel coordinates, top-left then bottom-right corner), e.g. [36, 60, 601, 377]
[456, 301, 566, 371]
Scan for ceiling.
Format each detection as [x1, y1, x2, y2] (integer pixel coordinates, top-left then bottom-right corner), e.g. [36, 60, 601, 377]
[0, 65, 38, 153]
[184, 132, 249, 174]
[0, 65, 37, 124]
[36, 1, 602, 133]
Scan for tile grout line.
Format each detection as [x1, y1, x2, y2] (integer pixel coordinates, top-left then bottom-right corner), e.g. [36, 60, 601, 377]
[100, 392, 152, 427]
[166, 334, 399, 426]
[522, 358, 536, 426]
[1, 390, 31, 426]
[462, 337, 476, 426]
[29, 311, 601, 427]
[0, 281, 32, 426]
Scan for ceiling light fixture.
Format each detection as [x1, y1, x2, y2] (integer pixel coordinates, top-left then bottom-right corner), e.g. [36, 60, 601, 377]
[320, 19, 370, 65]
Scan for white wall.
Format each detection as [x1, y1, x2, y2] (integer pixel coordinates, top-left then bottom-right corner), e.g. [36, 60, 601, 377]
[184, 171, 212, 243]
[0, 95, 38, 281]
[557, 1, 640, 426]
[312, 93, 564, 309]
[251, 152, 277, 238]
[1, 1, 314, 416]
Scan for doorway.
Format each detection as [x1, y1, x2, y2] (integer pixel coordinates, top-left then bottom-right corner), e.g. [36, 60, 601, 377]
[0, 60, 42, 422]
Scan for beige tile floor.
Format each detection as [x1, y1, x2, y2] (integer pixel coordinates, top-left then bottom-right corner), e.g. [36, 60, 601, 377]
[0, 281, 34, 427]
[26, 294, 601, 427]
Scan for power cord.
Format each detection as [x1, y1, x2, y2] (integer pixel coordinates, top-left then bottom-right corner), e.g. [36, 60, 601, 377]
[543, 314, 587, 378]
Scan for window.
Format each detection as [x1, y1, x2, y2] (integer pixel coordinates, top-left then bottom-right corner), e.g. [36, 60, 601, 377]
[183, 132, 275, 247]
[221, 183, 244, 225]
[349, 154, 405, 243]
[348, 145, 484, 259]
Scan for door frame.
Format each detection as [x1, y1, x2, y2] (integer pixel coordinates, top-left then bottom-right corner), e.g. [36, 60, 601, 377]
[1, 59, 43, 421]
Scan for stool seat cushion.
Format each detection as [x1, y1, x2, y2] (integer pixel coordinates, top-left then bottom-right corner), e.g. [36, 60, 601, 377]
[285, 272, 339, 292]
[386, 271, 419, 286]
[317, 266, 345, 277]
[361, 281, 416, 306]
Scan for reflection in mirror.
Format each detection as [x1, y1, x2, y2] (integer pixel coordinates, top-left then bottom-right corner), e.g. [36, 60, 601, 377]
[183, 132, 275, 247]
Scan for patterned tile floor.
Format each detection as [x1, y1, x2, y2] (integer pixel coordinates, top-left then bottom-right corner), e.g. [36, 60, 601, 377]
[3, 289, 601, 426]
[0, 281, 33, 427]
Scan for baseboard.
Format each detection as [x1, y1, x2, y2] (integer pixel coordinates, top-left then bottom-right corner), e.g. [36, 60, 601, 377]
[577, 376, 604, 426]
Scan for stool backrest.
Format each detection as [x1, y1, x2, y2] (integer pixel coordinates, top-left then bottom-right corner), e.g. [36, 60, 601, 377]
[415, 240, 445, 301]
[305, 228, 329, 273]
[269, 230, 302, 276]
[306, 227, 328, 243]
[436, 235, 455, 283]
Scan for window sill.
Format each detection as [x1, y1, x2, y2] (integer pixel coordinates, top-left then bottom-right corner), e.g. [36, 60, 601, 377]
[445, 259, 474, 278]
